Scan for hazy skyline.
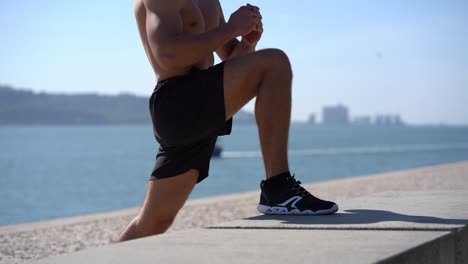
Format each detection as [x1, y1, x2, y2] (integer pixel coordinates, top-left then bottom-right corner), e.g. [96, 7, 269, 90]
[1, 0, 467, 125]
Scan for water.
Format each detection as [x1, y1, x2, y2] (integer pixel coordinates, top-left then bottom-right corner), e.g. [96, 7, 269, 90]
[1, 124, 468, 226]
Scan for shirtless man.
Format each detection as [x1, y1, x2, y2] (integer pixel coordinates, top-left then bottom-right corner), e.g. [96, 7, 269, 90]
[116, 0, 338, 242]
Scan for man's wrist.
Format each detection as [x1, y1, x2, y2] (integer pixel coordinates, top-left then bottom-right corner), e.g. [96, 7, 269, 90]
[240, 39, 256, 51]
[222, 23, 238, 40]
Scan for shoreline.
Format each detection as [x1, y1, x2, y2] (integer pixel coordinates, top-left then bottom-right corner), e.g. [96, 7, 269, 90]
[1, 160, 468, 263]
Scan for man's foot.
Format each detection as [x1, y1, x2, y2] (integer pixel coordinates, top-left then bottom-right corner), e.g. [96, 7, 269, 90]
[257, 173, 338, 215]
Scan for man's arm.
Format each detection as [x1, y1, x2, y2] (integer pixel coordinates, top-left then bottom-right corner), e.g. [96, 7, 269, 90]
[143, 0, 259, 70]
[215, 2, 258, 61]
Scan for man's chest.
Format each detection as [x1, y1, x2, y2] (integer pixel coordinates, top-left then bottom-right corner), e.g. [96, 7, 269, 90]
[180, 0, 220, 33]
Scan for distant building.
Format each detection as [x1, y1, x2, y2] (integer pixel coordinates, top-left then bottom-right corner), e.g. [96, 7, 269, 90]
[352, 116, 372, 126]
[322, 104, 349, 125]
[308, 114, 316, 125]
[375, 114, 404, 126]
[313, 102, 405, 127]
[393, 115, 404, 126]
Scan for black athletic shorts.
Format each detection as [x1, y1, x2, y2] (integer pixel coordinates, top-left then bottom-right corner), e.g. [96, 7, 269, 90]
[148, 62, 232, 183]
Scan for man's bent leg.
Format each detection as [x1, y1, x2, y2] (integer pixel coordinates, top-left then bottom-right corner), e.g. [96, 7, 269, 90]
[224, 49, 292, 178]
[223, 49, 338, 215]
[115, 169, 199, 242]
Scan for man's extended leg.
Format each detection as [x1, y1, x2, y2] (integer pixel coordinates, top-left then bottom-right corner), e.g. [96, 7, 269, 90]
[115, 169, 199, 242]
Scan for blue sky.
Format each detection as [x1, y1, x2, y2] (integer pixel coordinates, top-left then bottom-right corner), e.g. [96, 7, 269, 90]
[1, 0, 467, 124]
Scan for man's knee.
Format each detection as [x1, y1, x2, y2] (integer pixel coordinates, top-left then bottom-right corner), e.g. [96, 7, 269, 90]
[257, 48, 293, 79]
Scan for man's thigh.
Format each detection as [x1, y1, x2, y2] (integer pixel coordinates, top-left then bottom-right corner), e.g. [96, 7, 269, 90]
[223, 48, 291, 120]
[138, 169, 199, 226]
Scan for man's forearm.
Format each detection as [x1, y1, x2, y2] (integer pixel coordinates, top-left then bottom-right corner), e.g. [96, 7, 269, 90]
[158, 24, 235, 69]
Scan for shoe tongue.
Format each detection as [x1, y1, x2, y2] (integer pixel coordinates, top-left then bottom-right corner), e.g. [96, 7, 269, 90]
[264, 173, 295, 191]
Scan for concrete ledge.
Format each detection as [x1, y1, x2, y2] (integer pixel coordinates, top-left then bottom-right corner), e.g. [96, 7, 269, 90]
[28, 229, 452, 264]
[27, 190, 468, 264]
[207, 190, 468, 263]
[209, 190, 468, 231]
[380, 231, 456, 264]
[380, 227, 468, 264]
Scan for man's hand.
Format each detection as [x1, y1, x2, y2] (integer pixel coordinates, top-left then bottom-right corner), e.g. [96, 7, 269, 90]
[241, 4, 263, 45]
[227, 4, 262, 38]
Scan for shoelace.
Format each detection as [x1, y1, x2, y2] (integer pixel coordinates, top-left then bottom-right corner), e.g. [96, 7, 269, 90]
[286, 174, 312, 198]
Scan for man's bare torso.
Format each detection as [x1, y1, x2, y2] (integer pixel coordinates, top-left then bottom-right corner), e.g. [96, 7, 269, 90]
[135, 0, 222, 81]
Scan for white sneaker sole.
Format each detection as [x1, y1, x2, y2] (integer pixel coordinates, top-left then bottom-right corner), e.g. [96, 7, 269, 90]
[257, 204, 339, 215]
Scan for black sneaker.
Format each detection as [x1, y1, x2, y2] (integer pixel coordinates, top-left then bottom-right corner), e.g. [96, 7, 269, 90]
[257, 174, 338, 215]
